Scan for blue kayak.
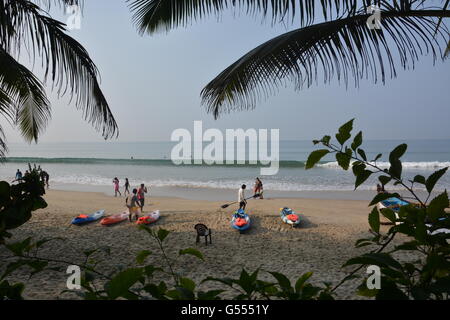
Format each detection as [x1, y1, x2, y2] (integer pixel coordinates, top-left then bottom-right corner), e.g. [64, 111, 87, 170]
[231, 209, 251, 232]
[71, 210, 105, 225]
[280, 207, 301, 226]
[378, 197, 409, 212]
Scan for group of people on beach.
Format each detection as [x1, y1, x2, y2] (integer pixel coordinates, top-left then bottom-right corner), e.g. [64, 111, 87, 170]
[14, 165, 50, 189]
[238, 177, 264, 210]
[113, 177, 149, 221]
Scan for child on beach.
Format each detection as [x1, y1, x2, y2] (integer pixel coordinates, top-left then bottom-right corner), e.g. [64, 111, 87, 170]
[113, 177, 121, 197]
[138, 183, 148, 212]
[238, 184, 247, 210]
[126, 188, 141, 222]
[253, 177, 263, 199]
[124, 178, 130, 196]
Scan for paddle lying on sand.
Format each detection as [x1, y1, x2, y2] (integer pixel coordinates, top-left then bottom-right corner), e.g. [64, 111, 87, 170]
[220, 194, 261, 209]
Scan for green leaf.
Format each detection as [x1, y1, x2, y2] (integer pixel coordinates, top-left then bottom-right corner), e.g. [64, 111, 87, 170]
[378, 176, 391, 186]
[427, 191, 449, 222]
[369, 193, 400, 206]
[157, 229, 170, 242]
[357, 149, 367, 161]
[335, 147, 352, 170]
[369, 207, 380, 234]
[32, 197, 47, 210]
[388, 144, 407, 179]
[375, 278, 409, 300]
[0, 280, 25, 300]
[389, 144, 408, 160]
[388, 161, 402, 180]
[352, 161, 366, 176]
[355, 170, 372, 190]
[179, 248, 204, 260]
[343, 253, 402, 270]
[335, 119, 354, 145]
[106, 268, 143, 299]
[413, 175, 426, 185]
[351, 131, 363, 151]
[179, 277, 196, 292]
[0, 181, 11, 201]
[305, 149, 329, 169]
[238, 269, 256, 295]
[425, 167, 448, 193]
[380, 209, 397, 223]
[372, 153, 382, 162]
[136, 250, 152, 265]
[269, 272, 292, 292]
[5, 238, 32, 256]
[197, 290, 225, 300]
[83, 248, 99, 258]
[356, 282, 378, 297]
[295, 272, 313, 292]
[321, 135, 331, 145]
[394, 241, 419, 251]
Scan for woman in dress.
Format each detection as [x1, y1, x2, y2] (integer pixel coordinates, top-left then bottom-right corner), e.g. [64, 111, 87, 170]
[113, 177, 121, 197]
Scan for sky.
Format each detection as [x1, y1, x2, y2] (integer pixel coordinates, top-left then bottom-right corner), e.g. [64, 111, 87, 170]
[2, 0, 450, 144]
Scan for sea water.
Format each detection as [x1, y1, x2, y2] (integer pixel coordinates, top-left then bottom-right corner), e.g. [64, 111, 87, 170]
[0, 140, 449, 200]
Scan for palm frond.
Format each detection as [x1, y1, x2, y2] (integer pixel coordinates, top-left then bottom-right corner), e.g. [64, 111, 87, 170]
[201, 10, 449, 118]
[0, 125, 8, 158]
[31, 0, 83, 10]
[0, 47, 51, 142]
[445, 39, 450, 57]
[0, 87, 14, 120]
[128, 0, 362, 34]
[1, 0, 118, 139]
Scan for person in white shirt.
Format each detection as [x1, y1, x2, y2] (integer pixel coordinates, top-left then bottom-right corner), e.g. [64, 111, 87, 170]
[238, 184, 247, 210]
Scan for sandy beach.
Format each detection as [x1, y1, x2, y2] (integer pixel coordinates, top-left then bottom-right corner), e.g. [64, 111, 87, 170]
[0, 189, 419, 300]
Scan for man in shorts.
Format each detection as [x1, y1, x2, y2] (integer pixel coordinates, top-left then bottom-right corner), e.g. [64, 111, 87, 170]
[126, 188, 141, 222]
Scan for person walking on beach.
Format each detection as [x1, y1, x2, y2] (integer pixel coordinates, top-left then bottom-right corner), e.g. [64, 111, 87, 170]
[124, 178, 130, 196]
[113, 177, 121, 197]
[238, 184, 247, 211]
[15, 169, 23, 181]
[126, 188, 141, 222]
[41, 171, 50, 189]
[253, 177, 264, 199]
[137, 183, 148, 212]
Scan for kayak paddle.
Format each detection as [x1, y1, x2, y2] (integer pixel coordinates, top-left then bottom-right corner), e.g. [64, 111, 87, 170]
[220, 193, 261, 209]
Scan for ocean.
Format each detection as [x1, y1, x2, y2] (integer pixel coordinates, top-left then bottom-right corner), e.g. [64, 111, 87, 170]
[1, 140, 449, 201]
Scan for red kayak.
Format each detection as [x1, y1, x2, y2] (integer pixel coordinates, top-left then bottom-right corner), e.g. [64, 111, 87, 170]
[136, 210, 160, 225]
[100, 211, 129, 226]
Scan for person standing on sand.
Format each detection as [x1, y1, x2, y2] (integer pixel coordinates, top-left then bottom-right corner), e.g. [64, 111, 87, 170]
[126, 188, 141, 222]
[124, 178, 130, 196]
[15, 169, 23, 181]
[41, 171, 50, 189]
[377, 183, 386, 194]
[238, 184, 247, 211]
[137, 183, 148, 212]
[253, 177, 264, 199]
[113, 177, 121, 197]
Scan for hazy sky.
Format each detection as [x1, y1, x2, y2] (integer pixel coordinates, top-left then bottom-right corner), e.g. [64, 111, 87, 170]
[2, 0, 450, 144]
